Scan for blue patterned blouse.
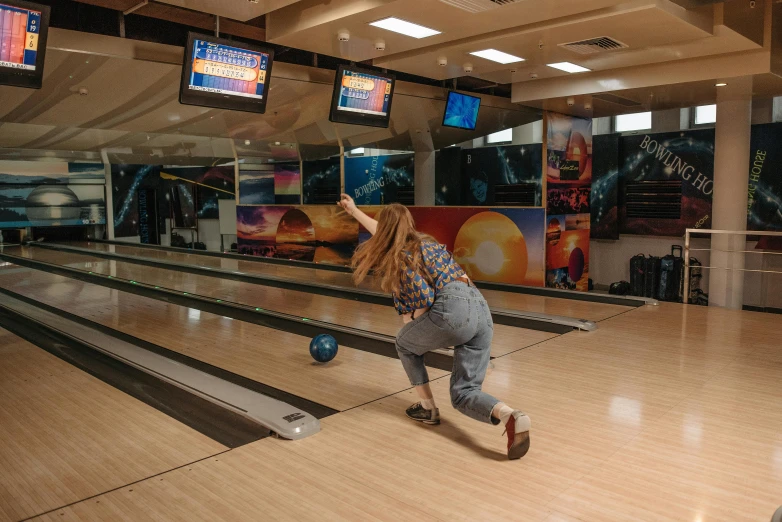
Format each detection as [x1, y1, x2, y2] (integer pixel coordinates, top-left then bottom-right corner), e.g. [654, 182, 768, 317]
[393, 241, 467, 315]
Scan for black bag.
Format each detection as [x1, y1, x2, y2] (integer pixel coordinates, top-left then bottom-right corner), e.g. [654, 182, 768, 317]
[610, 281, 631, 295]
[659, 245, 684, 302]
[644, 256, 661, 299]
[688, 257, 703, 304]
[630, 254, 646, 296]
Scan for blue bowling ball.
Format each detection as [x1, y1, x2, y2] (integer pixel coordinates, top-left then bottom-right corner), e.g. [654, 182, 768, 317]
[309, 334, 338, 363]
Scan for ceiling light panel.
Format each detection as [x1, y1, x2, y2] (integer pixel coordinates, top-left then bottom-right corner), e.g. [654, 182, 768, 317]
[547, 62, 591, 73]
[369, 17, 441, 39]
[469, 49, 524, 64]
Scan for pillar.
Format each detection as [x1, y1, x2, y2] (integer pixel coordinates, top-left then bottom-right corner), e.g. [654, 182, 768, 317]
[709, 76, 752, 309]
[414, 150, 435, 206]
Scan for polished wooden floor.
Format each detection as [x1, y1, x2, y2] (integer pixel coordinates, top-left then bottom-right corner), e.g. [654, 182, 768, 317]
[67, 241, 632, 322]
[8, 246, 558, 357]
[0, 328, 225, 522]
[2, 260, 780, 521]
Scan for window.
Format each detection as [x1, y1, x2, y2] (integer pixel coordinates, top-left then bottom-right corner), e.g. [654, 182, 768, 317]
[615, 112, 651, 133]
[486, 128, 512, 144]
[694, 105, 716, 125]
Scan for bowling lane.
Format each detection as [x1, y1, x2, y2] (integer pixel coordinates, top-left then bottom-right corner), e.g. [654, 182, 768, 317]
[0, 264, 447, 411]
[65, 241, 633, 321]
[0, 327, 225, 522]
[11, 246, 557, 357]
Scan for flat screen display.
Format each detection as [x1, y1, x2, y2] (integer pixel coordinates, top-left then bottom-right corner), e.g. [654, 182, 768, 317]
[329, 65, 395, 128]
[179, 32, 274, 114]
[442, 91, 481, 130]
[0, 0, 49, 89]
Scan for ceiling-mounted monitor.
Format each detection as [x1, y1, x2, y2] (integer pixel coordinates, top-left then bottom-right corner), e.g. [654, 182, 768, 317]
[179, 32, 274, 114]
[0, 0, 50, 89]
[442, 91, 481, 130]
[328, 65, 395, 128]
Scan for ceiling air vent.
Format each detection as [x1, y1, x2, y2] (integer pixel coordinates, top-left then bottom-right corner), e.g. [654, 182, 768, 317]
[559, 37, 628, 55]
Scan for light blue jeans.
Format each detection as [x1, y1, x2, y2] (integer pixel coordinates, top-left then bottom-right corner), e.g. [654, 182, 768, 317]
[395, 281, 500, 424]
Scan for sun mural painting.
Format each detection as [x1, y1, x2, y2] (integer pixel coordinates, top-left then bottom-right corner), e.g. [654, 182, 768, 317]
[453, 211, 529, 285]
[276, 208, 317, 261]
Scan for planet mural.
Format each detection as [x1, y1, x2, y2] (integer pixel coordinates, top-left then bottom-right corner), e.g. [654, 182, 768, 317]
[567, 131, 588, 177]
[453, 211, 528, 285]
[568, 246, 585, 282]
[275, 208, 316, 261]
[25, 185, 82, 224]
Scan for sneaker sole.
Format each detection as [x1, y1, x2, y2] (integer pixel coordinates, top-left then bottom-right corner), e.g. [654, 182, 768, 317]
[508, 432, 530, 460]
[405, 414, 440, 425]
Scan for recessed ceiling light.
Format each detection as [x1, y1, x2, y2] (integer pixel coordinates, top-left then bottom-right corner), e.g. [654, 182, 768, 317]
[469, 49, 524, 64]
[369, 17, 440, 39]
[715, 82, 728, 87]
[547, 62, 590, 73]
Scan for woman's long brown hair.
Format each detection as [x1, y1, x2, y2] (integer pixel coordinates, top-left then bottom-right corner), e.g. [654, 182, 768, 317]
[351, 203, 434, 295]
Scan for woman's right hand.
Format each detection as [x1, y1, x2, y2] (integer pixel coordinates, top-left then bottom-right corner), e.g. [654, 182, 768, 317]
[337, 193, 357, 216]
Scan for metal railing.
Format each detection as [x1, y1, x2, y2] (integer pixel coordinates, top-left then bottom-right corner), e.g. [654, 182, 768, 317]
[683, 228, 782, 305]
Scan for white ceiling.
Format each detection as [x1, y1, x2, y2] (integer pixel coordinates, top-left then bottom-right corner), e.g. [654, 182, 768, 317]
[155, 0, 300, 21]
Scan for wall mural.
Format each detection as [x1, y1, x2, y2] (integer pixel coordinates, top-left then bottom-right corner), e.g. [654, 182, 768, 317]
[589, 128, 715, 238]
[344, 153, 414, 205]
[462, 144, 543, 207]
[239, 166, 274, 205]
[748, 123, 782, 232]
[546, 113, 592, 291]
[112, 164, 235, 237]
[236, 205, 355, 264]
[433, 145, 543, 206]
[0, 161, 106, 229]
[302, 157, 340, 205]
[236, 204, 546, 286]
[590, 134, 620, 240]
[274, 163, 301, 205]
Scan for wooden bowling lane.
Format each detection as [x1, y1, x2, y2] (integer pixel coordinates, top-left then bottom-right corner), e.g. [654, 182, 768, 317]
[65, 241, 633, 322]
[0, 327, 225, 522]
[29, 303, 782, 521]
[12, 246, 558, 357]
[0, 264, 445, 411]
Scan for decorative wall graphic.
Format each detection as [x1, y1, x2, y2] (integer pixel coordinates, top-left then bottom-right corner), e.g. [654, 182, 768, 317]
[462, 145, 543, 206]
[344, 153, 414, 205]
[239, 166, 274, 204]
[274, 163, 301, 205]
[302, 157, 340, 204]
[236, 205, 357, 265]
[0, 161, 105, 185]
[362, 206, 546, 286]
[161, 166, 235, 195]
[547, 185, 591, 215]
[748, 122, 782, 231]
[620, 129, 713, 236]
[0, 185, 106, 228]
[111, 164, 160, 237]
[590, 134, 620, 239]
[0, 161, 106, 229]
[546, 113, 592, 182]
[545, 214, 589, 291]
[435, 147, 463, 206]
[238, 204, 546, 285]
[113, 164, 236, 237]
[546, 113, 592, 290]
[197, 186, 221, 219]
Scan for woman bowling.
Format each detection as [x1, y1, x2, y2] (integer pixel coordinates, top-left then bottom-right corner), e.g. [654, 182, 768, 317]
[337, 194, 531, 460]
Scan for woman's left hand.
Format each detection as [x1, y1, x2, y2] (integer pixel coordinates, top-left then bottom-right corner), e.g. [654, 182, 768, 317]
[401, 313, 413, 324]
